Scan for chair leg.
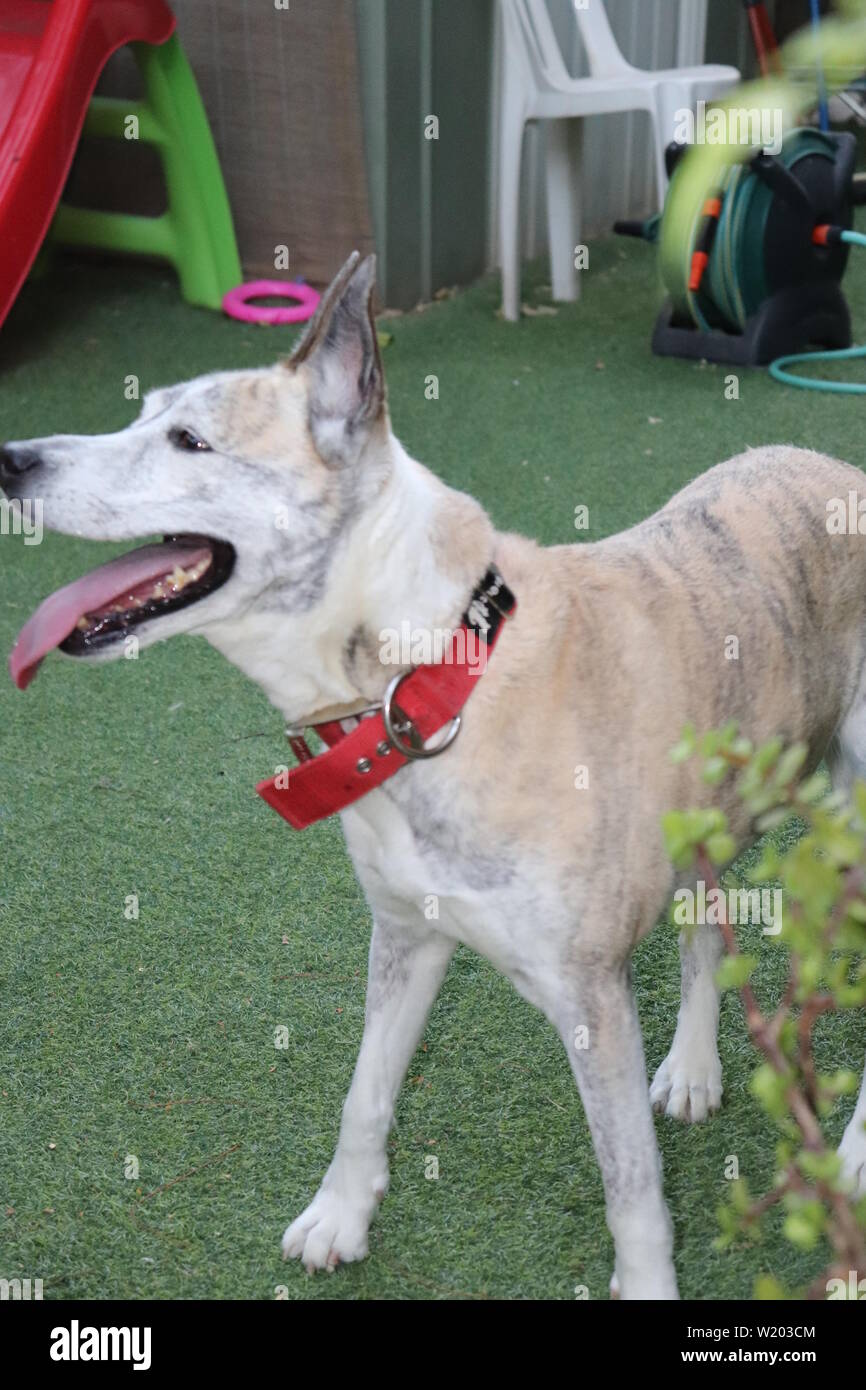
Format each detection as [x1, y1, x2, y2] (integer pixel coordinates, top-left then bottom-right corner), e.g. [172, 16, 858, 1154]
[652, 81, 696, 207]
[499, 110, 525, 322]
[544, 118, 582, 305]
[134, 36, 242, 309]
[649, 106, 669, 211]
[649, 85, 684, 209]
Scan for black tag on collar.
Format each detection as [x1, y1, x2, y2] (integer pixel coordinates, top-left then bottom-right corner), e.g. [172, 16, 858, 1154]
[462, 567, 516, 645]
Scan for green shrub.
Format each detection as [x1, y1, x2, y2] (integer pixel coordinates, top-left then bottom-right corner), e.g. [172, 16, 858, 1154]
[665, 726, 866, 1298]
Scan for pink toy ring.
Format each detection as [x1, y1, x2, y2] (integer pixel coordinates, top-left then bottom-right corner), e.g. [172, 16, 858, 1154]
[222, 279, 321, 325]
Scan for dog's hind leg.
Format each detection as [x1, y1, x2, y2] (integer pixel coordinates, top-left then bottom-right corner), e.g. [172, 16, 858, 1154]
[839, 1053, 866, 1197]
[552, 958, 678, 1299]
[281, 919, 455, 1271]
[827, 719, 866, 1192]
[827, 677, 866, 795]
[649, 921, 724, 1122]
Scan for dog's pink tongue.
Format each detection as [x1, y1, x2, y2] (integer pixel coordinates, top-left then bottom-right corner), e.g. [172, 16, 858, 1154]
[9, 540, 210, 690]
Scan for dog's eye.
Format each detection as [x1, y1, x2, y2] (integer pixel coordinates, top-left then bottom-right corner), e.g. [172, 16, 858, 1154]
[169, 427, 212, 453]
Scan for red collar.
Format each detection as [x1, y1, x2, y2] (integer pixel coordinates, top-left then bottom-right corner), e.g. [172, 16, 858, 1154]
[256, 568, 516, 829]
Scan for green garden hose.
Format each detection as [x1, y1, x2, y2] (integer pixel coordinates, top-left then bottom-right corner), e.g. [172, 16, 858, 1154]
[769, 228, 866, 392]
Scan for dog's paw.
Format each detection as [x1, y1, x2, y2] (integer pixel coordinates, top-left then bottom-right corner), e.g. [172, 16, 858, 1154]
[650, 1044, 722, 1123]
[838, 1116, 866, 1198]
[281, 1188, 375, 1273]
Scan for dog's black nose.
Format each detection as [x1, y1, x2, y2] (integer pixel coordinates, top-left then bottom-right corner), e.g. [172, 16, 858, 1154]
[0, 445, 41, 486]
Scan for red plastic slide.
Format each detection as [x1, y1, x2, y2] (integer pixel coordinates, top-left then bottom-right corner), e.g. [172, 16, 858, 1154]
[0, 0, 175, 330]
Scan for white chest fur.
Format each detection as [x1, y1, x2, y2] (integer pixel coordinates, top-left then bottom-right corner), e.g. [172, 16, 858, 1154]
[340, 785, 571, 1012]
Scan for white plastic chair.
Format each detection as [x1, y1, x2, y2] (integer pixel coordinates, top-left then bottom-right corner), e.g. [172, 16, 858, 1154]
[497, 0, 740, 320]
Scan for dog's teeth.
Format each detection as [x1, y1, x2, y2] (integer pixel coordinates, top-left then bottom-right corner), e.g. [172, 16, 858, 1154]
[160, 558, 210, 599]
[77, 555, 214, 627]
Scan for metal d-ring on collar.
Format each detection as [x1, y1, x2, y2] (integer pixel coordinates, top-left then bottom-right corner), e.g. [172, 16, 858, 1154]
[382, 670, 462, 760]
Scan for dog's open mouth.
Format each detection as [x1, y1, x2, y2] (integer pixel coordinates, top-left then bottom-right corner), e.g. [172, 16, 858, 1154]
[9, 535, 235, 690]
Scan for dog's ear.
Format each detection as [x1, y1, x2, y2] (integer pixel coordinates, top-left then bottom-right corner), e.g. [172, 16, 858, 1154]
[287, 251, 385, 465]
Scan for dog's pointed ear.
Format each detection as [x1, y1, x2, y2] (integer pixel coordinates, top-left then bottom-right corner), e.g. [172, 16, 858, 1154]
[287, 251, 385, 465]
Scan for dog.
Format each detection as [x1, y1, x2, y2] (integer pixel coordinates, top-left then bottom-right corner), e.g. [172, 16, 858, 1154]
[3, 251, 866, 1299]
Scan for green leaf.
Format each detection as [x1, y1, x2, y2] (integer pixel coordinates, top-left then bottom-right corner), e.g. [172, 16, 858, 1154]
[824, 827, 864, 868]
[756, 806, 794, 833]
[670, 724, 696, 763]
[689, 808, 727, 839]
[782, 1201, 825, 1250]
[797, 771, 828, 805]
[754, 1274, 787, 1300]
[753, 737, 784, 774]
[705, 832, 736, 864]
[821, 1069, 859, 1098]
[716, 954, 757, 990]
[747, 847, 780, 883]
[797, 1149, 842, 1184]
[702, 756, 729, 786]
[773, 742, 808, 788]
[661, 811, 694, 868]
[750, 1063, 791, 1120]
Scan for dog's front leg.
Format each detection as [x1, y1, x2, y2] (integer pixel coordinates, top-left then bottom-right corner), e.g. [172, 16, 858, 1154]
[282, 919, 455, 1271]
[650, 921, 724, 1122]
[556, 961, 678, 1299]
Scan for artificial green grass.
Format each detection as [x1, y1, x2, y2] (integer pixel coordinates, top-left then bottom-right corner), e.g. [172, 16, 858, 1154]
[1, 232, 865, 1301]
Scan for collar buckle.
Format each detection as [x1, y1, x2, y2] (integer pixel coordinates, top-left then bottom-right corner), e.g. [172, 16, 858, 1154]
[382, 671, 462, 760]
